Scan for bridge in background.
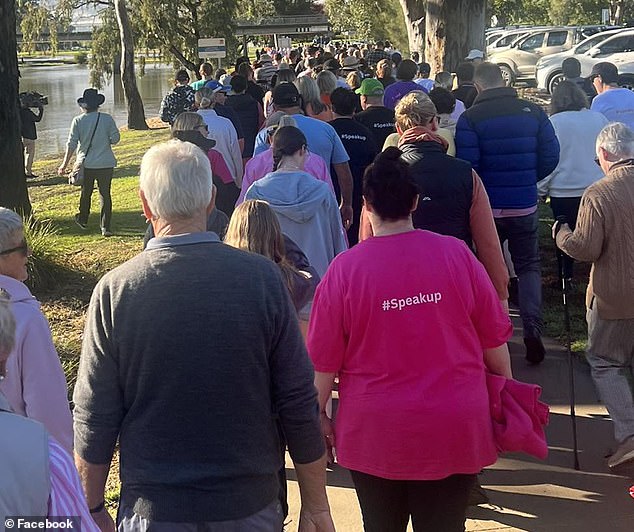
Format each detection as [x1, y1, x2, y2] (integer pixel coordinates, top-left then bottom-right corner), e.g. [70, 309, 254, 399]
[16, 14, 332, 51]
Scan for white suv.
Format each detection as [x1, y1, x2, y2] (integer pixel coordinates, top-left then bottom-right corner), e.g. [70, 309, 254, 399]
[536, 29, 634, 93]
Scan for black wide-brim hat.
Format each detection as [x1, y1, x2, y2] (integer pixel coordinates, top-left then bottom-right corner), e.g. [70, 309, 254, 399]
[77, 88, 106, 108]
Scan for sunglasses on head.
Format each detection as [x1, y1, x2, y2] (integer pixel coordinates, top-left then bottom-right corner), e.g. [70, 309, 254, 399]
[0, 239, 29, 257]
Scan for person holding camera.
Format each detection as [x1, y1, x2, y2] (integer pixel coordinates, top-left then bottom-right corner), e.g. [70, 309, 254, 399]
[20, 97, 43, 179]
[554, 122, 634, 469]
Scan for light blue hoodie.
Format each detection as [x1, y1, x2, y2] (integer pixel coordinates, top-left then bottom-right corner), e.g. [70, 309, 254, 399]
[245, 170, 348, 277]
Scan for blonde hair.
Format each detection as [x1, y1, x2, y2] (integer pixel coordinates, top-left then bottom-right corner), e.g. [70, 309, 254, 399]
[395, 91, 437, 131]
[316, 70, 337, 95]
[195, 87, 214, 109]
[224, 200, 298, 294]
[171, 112, 205, 135]
[346, 71, 362, 90]
[294, 76, 326, 115]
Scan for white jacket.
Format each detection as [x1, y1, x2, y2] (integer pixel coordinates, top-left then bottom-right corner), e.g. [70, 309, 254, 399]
[538, 109, 609, 198]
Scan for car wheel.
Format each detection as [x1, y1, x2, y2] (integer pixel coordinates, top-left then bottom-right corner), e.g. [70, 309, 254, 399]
[499, 65, 515, 86]
[618, 74, 634, 91]
[547, 72, 565, 95]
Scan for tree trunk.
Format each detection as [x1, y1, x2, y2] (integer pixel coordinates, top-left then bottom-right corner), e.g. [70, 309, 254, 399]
[425, 0, 486, 74]
[610, 0, 624, 25]
[114, 0, 148, 130]
[398, 0, 426, 56]
[0, 0, 31, 215]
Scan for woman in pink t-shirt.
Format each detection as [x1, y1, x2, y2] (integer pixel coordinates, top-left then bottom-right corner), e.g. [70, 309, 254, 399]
[307, 148, 513, 531]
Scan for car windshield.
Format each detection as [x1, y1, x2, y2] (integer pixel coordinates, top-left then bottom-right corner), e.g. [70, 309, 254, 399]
[576, 32, 618, 54]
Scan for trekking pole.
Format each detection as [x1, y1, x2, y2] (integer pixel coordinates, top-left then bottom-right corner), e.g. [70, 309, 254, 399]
[556, 215, 580, 470]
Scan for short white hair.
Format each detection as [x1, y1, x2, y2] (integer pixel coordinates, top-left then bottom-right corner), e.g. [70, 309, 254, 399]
[140, 140, 213, 221]
[0, 292, 16, 357]
[0, 208, 24, 253]
[596, 122, 634, 160]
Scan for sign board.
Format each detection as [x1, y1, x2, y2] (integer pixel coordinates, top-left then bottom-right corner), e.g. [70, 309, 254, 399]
[278, 37, 291, 50]
[198, 38, 226, 59]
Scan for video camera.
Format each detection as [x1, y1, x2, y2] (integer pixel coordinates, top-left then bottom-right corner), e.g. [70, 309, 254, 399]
[19, 91, 48, 108]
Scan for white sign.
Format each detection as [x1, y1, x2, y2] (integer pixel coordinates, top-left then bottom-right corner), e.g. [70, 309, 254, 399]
[198, 38, 226, 59]
[278, 37, 291, 50]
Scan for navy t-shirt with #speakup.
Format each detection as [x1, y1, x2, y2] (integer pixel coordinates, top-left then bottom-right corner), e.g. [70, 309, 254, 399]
[330, 118, 379, 245]
[354, 106, 396, 149]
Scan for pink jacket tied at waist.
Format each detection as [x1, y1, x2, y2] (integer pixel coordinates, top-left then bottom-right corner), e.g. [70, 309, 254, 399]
[486, 372, 550, 460]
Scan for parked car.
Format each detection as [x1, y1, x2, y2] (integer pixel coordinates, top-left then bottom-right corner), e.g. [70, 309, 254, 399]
[536, 29, 634, 93]
[490, 26, 619, 85]
[486, 28, 545, 57]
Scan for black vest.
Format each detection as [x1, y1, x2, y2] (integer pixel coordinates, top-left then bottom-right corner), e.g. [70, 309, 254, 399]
[400, 141, 474, 247]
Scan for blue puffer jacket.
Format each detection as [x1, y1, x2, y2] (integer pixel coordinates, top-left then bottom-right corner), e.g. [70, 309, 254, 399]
[455, 87, 560, 210]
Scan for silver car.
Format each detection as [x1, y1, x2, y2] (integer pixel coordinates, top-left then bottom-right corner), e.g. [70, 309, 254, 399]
[489, 26, 613, 85]
[536, 29, 634, 93]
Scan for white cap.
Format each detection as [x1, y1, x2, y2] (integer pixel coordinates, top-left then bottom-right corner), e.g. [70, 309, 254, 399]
[465, 49, 484, 60]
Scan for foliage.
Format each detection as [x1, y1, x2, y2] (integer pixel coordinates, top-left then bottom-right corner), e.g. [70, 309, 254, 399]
[489, 0, 634, 26]
[326, 0, 408, 50]
[22, 217, 66, 294]
[89, 7, 119, 88]
[19, 2, 58, 55]
[135, 0, 238, 69]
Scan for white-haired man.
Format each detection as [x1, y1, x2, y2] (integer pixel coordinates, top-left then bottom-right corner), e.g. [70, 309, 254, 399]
[73, 140, 334, 531]
[554, 122, 634, 469]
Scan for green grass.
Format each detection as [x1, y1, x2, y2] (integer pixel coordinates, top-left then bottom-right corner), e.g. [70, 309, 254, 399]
[538, 202, 589, 354]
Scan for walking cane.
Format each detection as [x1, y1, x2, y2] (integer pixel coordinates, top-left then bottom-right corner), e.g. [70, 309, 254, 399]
[556, 215, 581, 470]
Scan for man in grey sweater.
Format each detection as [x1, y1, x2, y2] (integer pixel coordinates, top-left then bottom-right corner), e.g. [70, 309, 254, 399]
[73, 140, 334, 531]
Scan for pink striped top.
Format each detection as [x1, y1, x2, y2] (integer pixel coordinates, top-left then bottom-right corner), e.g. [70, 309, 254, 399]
[237, 149, 334, 206]
[48, 438, 99, 530]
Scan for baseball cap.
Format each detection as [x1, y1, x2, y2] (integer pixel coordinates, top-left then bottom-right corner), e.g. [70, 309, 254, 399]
[272, 83, 301, 107]
[204, 80, 231, 93]
[465, 49, 484, 61]
[590, 62, 619, 84]
[355, 78, 385, 96]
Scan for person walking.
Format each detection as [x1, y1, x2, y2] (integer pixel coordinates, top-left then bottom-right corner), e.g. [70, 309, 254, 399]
[329, 88, 378, 245]
[73, 140, 334, 532]
[0, 295, 99, 531]
[554, 122, 634, 469]
[159, 69, 196, 125]
[246, 126, 347, 277]
[226, 74, 263, 161]
[195, 88, 243, 189]
[308, 148, 513, 531]
[354, 78, 396, 148]
[19, 96, 43, 179]
[253, 83, 354, 230]
[453, 62, 478, 109]
[589, 62, 634, 129]
[384, 59, 421, 110]
[0, 208, 73, 452]
[57, 89, 120, 237]
[456, 63, 560, 364]
[538, 81, 608, 283]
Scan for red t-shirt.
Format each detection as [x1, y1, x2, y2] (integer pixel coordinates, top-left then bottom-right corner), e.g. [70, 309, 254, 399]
[307, 230, 512, 480]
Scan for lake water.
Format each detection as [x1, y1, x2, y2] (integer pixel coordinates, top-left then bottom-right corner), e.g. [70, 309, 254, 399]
[19, 63, 174, 158]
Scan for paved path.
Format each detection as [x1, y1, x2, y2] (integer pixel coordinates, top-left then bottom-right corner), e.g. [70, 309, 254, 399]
[285, 311, 634, 531]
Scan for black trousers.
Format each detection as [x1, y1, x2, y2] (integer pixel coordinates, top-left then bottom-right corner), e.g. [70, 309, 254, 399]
[550, 196, 582, 280]
[78, 167, 114, 231]
[350, 470, 476, 532]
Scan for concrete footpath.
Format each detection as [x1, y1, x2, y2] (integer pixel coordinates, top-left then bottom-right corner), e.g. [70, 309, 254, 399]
[285, 310, 634, 531]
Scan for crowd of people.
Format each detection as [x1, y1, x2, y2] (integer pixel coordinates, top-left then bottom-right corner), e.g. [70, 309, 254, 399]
[3, 39, 634, 531]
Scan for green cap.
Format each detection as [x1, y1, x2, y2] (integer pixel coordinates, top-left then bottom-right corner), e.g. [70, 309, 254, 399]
[355, 78, 385, 96]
